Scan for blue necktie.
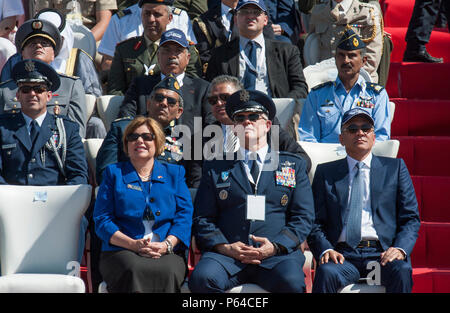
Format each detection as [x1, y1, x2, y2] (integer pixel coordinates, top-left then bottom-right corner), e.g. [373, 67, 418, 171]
[346, 162, 364, 248]
[243, 40, 257, 90]
[30, 120, 39, 146]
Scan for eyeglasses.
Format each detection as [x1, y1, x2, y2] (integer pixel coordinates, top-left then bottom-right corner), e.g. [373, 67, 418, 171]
[234, 113, 266, 123]
[207, 93, 230, 105]
[126, 132, 155, 142]
[18, 85, 48, 94]
[153, 93, 179, 107]
[26, 39, 53, 48]
[237, 9, 264, 16]
[343, 123, 374, 134]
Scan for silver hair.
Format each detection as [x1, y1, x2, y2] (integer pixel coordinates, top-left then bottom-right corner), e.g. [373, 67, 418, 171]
[208, 75, 243, 96]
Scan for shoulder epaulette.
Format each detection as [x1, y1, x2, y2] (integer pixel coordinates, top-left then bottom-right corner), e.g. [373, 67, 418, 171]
[172, 7, 182, 15]
[0, 79, 14, 87]
[117, 36, 140, 47]
[193, 17, 213, 46]
[366, 82, 384, 93]
[58, 72, 79, 80]
[311, 81, 333, 91]
[117, 8, 131, 18]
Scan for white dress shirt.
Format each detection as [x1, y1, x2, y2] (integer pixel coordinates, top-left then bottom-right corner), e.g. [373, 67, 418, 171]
[238, 33, 272, 96]
[22, 112, 47, 135]
[220, 2, 234, 33]
[239, 144, 268, 185]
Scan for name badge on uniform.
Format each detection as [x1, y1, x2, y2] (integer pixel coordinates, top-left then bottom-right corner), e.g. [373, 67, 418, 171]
[246, 195, 265, 221]
[127, 184, 142, 191]
[2, 143, 16, 149]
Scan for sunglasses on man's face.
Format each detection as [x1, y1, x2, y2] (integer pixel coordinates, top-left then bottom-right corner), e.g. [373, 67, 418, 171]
[27, 39, 53, 48]
[343, 123, 374, 134]
[153, 93, 179, 107]
[233, 113, 266, 123]
[207, 93, 230, 105]
[18, 85, 48, 94]
[126, 132, 155, 142]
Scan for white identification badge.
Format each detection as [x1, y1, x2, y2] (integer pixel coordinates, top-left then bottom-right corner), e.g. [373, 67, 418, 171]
[246, 195, 265, 221]
[33, 191, 48, 202]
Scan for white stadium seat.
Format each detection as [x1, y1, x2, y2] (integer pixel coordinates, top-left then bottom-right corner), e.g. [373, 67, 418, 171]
[82, 138, 104, 173]
[0, 184, 92, 292]
[85, 94, 97, 121]
[97, 95, 124, 131]
[273, 98, 305, 141]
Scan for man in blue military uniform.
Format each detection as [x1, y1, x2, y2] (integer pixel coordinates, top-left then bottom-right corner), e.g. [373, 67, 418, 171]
[298, 28, 391, 143]
[0, 59, 88, 186]
[96, 75, 200, 187]
[188, 89, 315, 293]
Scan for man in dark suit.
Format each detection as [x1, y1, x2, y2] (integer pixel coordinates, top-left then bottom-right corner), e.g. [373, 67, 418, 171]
[188, 89, 314, 293]
[307, 108, 421, 293]
[192, 0, 275, 67]
[204, 74, 311, 172]
[205, 0, 307, 99]
[117, 28, 214, 135]
[0, 59, 88, 186]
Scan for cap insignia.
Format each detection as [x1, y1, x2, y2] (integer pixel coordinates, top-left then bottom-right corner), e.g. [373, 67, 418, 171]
[239, 90, 250, 102]
[25, 60, 35, 72]
[32, 20, 43, 30]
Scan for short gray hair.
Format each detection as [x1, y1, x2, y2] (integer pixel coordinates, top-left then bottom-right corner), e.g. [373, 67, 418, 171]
[208, 75, 243, 96]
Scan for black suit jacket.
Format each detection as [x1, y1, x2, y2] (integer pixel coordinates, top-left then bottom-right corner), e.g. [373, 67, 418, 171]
[118, 74, 214, 132]
[193, 4, 275, 65]
[205, 38, 308, 99]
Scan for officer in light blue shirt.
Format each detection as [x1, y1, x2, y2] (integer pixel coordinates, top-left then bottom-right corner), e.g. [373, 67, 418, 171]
[298, 28, 391, 143]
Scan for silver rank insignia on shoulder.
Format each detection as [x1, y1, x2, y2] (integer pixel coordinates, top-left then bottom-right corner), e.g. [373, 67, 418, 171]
[221, 171, 229, 181]
[219, 189, 228, 200]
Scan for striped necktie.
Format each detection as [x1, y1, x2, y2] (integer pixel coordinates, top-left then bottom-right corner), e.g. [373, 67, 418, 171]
[346, 162, 364, 248]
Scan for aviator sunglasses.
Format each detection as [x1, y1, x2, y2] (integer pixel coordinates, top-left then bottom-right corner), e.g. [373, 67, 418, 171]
[233, 113, 266, 123]
[126, 132, 155, 142]
[343, 123, 374, 134]
[18, 85, 48, 94]
[153, 93, 179, 107]
[207, 93, 230, 105]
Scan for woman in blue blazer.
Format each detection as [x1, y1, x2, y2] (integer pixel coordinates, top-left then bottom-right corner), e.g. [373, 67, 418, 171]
[94, 116, 194, 293]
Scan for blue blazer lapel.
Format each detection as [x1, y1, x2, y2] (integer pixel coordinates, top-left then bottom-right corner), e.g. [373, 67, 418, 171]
[333, 158, 350, 227]
[229, 152, 252, 194]
[370, 155, 385, 216]
[13, 115, 32, 152]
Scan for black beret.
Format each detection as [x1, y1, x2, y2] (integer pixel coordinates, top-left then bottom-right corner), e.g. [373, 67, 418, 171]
[139, 0, 174, 7]
[12, 59, 61, 92]
[15, 19, 62, 56]
[337, 27, 366, 51]
[226, 89, 276, 121]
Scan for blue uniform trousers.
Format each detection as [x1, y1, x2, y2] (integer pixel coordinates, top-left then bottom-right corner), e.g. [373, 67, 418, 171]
[189, 256, 305, 293]
[312, 244, 413, 293]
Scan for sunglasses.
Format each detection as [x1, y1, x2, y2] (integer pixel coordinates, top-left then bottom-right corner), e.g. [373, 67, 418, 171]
[208, 93, 230, 105]
[343, 124, 374, 134]
[237, 9, 264, 16]
[153, 93, 179, 107]
[234, 113, 266, 123]
[18, 85, 48, 94]
[27, 39, 53, 48]
[126, 132, 155, 142]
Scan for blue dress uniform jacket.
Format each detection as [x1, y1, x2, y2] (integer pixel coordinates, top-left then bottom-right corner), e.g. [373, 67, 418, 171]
[0, 74, 88, 138]
[307, 156, 421, 261]
[0, 113, 88, 185]
[94, 160, 194, 252]
[298, 76, 391, 143]
[193, 151, 315, 275]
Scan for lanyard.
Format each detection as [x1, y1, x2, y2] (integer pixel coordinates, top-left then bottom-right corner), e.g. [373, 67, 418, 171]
[240, 41, 265, 78]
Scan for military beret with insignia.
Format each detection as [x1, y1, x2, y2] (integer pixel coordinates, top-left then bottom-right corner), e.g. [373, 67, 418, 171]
[159, 28, 189, 48]
[15, 19, 62, 56]
[153, 75, 183, 99]
[337, 27, 366, 51]
[139, 0, 174, 7]
[12, 59, 60, 92]
[226, 89, 276, 121]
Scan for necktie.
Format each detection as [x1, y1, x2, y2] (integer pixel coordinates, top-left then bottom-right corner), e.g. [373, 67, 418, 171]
[30, 120, 39, 146]
[243, 40, 257, 90]
[346, 162, 364, 248]
[250, 153, 259, 186]
[224, 125, 238, 153]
